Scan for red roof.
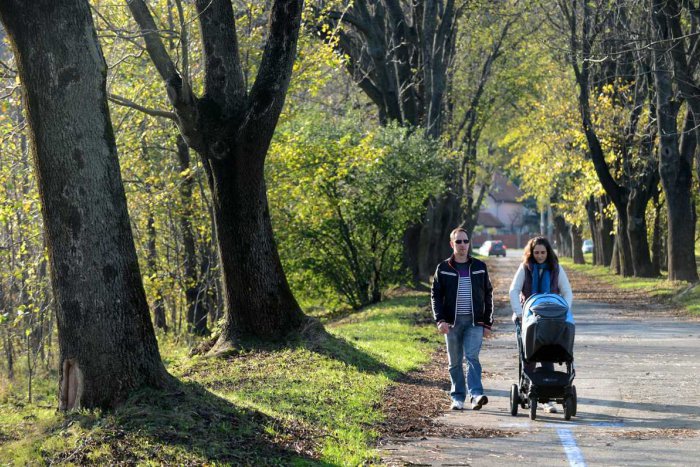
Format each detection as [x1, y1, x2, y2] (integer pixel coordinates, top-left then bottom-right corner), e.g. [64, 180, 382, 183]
[477, 211, 504, 228]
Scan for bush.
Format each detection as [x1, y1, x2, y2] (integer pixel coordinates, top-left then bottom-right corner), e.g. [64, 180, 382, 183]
[267, 113, 448, 309]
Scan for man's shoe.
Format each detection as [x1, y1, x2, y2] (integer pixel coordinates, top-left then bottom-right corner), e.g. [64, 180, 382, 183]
[450, 400, 464, 410]
[541, 402, 557, 413]
[471, 395, 488, 410]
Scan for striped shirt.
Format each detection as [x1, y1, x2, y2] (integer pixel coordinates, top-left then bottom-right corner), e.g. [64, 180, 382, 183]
[454, 262, 473, 315]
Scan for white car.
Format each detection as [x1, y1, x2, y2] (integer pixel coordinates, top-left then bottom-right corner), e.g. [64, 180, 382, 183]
[582, 239, 593, 254]
[478, 240, 506, 257]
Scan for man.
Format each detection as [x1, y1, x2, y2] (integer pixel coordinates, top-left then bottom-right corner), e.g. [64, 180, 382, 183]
[431, 227, 494, 410]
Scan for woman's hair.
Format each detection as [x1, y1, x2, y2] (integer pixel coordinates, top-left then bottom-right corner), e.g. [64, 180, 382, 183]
[522, 236, 558, 269]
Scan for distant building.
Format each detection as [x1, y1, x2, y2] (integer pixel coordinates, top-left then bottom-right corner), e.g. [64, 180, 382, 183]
[472, 173, 536, 248]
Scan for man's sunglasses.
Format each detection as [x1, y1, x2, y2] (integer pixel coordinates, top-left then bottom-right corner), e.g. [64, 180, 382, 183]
[454, 239, 469, 244]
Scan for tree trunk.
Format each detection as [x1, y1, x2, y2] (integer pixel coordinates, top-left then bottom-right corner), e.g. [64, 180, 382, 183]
[414, 193, 461, 282]
[571, 225, 585, 264]
[147, 215, 168, 331]
[208, 154, 305, 346]
[651, 0, 699, 281]
[175, 135, 207, 335]
[592, 196, 615, 268]
[127, 0, 310, 347]
[626, 189, 657, 277]
[611, 237, 620, 274]
[553, 215, 571, 258]
[4, 334, 13, 381]
[0, 0, 169, 410]
[585, 197, 598, 265]
[650, 190, 663, 275]
[614, 211, 635, 277]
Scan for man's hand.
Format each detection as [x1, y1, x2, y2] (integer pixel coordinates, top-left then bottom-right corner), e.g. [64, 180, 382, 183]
[483, 327, 492, 338]
[437, 322, 450, 334]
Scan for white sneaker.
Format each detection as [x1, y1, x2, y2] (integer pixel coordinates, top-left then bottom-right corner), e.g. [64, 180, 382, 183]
[471, 395, 488, 410]
[540, 402, 557, 413]
[450, 400, 464, 410]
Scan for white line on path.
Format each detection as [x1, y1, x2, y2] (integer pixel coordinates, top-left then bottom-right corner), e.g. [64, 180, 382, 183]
[556, 428, 587, 467]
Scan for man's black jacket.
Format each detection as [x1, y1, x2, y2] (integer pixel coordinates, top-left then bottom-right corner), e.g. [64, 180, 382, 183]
[430, 255, 494, 329]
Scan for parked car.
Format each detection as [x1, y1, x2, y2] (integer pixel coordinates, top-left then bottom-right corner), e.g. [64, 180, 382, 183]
[582, 239, 594, 254]
[478, 240, 506, 257]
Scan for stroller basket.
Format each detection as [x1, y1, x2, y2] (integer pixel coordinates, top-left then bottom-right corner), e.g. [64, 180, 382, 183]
[522, 293, 574, 363]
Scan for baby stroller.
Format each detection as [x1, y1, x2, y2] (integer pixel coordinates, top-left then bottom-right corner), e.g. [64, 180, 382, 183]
[510, 293, 577, 420]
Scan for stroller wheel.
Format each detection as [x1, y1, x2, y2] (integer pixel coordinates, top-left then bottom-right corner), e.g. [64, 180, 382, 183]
[572, 385, 577, 416]
[529, 396, 537, 420]
[564, 395, 574, 420]
[510, 384, 519, 416]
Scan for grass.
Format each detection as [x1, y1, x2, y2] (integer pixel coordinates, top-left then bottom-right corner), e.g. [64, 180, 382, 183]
[561, 255, 700, 316]
[0, 291, 440, 465]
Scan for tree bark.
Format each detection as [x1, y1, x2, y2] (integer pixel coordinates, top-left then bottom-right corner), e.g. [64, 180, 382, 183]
[127, 0, 307, 347]
[0, 0, 169, 409]
[571, 225, 585, 264]
[626, 187, 657, 277]
[651, 0, 699, 282]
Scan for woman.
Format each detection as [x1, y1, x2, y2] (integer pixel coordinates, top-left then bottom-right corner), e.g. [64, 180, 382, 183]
[509, 236, 573, 413]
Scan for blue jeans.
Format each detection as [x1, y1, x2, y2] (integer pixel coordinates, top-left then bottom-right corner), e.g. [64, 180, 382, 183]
[445, 314, 484, 403]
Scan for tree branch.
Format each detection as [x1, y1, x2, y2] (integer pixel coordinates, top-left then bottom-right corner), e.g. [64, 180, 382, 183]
[244, 0, 303, 142]
[194, 0, 246, 117]
[108, 93, 178, 120]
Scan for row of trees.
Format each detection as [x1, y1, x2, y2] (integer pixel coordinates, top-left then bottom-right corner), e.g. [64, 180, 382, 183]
[505, 1, 699, 283]
[0, 0, 466, 409]
[0, 0, 316, 409]
[0, 0, 698, 411]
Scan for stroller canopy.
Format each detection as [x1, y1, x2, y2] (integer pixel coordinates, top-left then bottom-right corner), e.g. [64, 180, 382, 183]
[523, 293, 574, 323]
[522, 293, 575, 363]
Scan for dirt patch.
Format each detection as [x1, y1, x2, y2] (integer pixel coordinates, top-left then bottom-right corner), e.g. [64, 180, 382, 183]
[378, 348, 517, 443]
[612, 428, 699, 440]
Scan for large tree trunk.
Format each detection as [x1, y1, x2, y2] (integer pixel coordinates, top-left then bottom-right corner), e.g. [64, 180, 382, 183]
[208, 153, 305, 345]
[127, 0, 309, 347]
[626, 188, 657, 277]
[0, 0, 169, 409]
[413, 193, 461, 282]
[614, 212, 634, 277]
[651, 0, 699, 282]
[656, 108, 698, 282]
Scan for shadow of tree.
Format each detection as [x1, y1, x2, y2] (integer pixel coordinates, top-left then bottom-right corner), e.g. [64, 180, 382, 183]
[49, 380, 334, 465]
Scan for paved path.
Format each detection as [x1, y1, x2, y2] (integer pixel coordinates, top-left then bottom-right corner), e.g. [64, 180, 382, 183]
[382, 252, 700, 466]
